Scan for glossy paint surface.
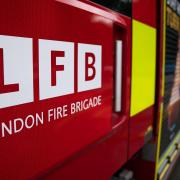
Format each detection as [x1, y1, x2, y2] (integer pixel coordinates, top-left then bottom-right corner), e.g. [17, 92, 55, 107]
[133, 0, 157, 28]
[129, 0, 157, 158]
[0, 0, 131, 179]
[129, 106, 155, 158]
[42, 124, 129, 180]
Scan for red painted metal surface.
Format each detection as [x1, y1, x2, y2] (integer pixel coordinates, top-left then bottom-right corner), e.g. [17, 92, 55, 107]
[40, 124, 129, 180]
[133, 0, 157, 28]
[128, 106, 155, 158]
[0, 0, 131, 179]
[125, 156, 156, 180]
[128, 0, 158, 159]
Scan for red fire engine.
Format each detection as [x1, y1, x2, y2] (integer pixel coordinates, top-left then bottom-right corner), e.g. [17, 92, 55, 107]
[0, 0, 179, 180]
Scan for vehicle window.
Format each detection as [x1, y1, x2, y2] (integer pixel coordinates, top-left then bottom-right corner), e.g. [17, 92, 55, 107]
[90, 0, 132, 17]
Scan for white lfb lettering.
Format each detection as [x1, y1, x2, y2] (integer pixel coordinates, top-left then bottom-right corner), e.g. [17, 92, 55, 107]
[78, 43, 102, 92]
[0, 35, 33, 108]
[0, 35, 102, 109]
[39, 39, 74, 100]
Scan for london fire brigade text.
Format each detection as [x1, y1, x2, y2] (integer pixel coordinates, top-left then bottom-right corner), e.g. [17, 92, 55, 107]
[0, 96, 102, 138]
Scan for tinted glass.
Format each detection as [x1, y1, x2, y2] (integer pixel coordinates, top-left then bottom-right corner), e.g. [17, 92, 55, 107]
[90, 0, 132, 17]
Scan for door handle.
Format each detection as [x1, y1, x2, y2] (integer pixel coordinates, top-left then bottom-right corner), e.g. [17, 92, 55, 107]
[114, 40, 123, 112]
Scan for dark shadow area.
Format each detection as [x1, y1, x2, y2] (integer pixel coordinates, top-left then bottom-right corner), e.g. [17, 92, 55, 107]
[169, 158, 180, 180]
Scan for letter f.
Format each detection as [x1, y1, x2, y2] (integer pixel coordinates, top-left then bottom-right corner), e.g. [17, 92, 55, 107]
[51, 51, 65, 86]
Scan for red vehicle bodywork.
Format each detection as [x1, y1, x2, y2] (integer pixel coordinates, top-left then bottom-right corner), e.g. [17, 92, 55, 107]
[0, 0, 159, 179]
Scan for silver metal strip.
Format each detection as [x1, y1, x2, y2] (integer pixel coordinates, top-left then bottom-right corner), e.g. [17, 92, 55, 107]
[115, 40, 122, 112]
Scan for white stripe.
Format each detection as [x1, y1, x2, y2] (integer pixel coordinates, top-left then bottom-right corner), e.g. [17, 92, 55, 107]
[115, 40, 122, 112]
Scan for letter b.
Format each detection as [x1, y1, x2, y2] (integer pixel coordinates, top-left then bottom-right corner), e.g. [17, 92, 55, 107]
[78, 43, 102, 92]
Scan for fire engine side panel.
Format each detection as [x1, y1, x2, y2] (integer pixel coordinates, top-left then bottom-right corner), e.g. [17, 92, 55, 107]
[129, 0, 157, 158]
[40, 8, 132, 180]
[0, 1, 123, 179]
[133, 0, 157, 28]
[41, 124, 129, 180]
